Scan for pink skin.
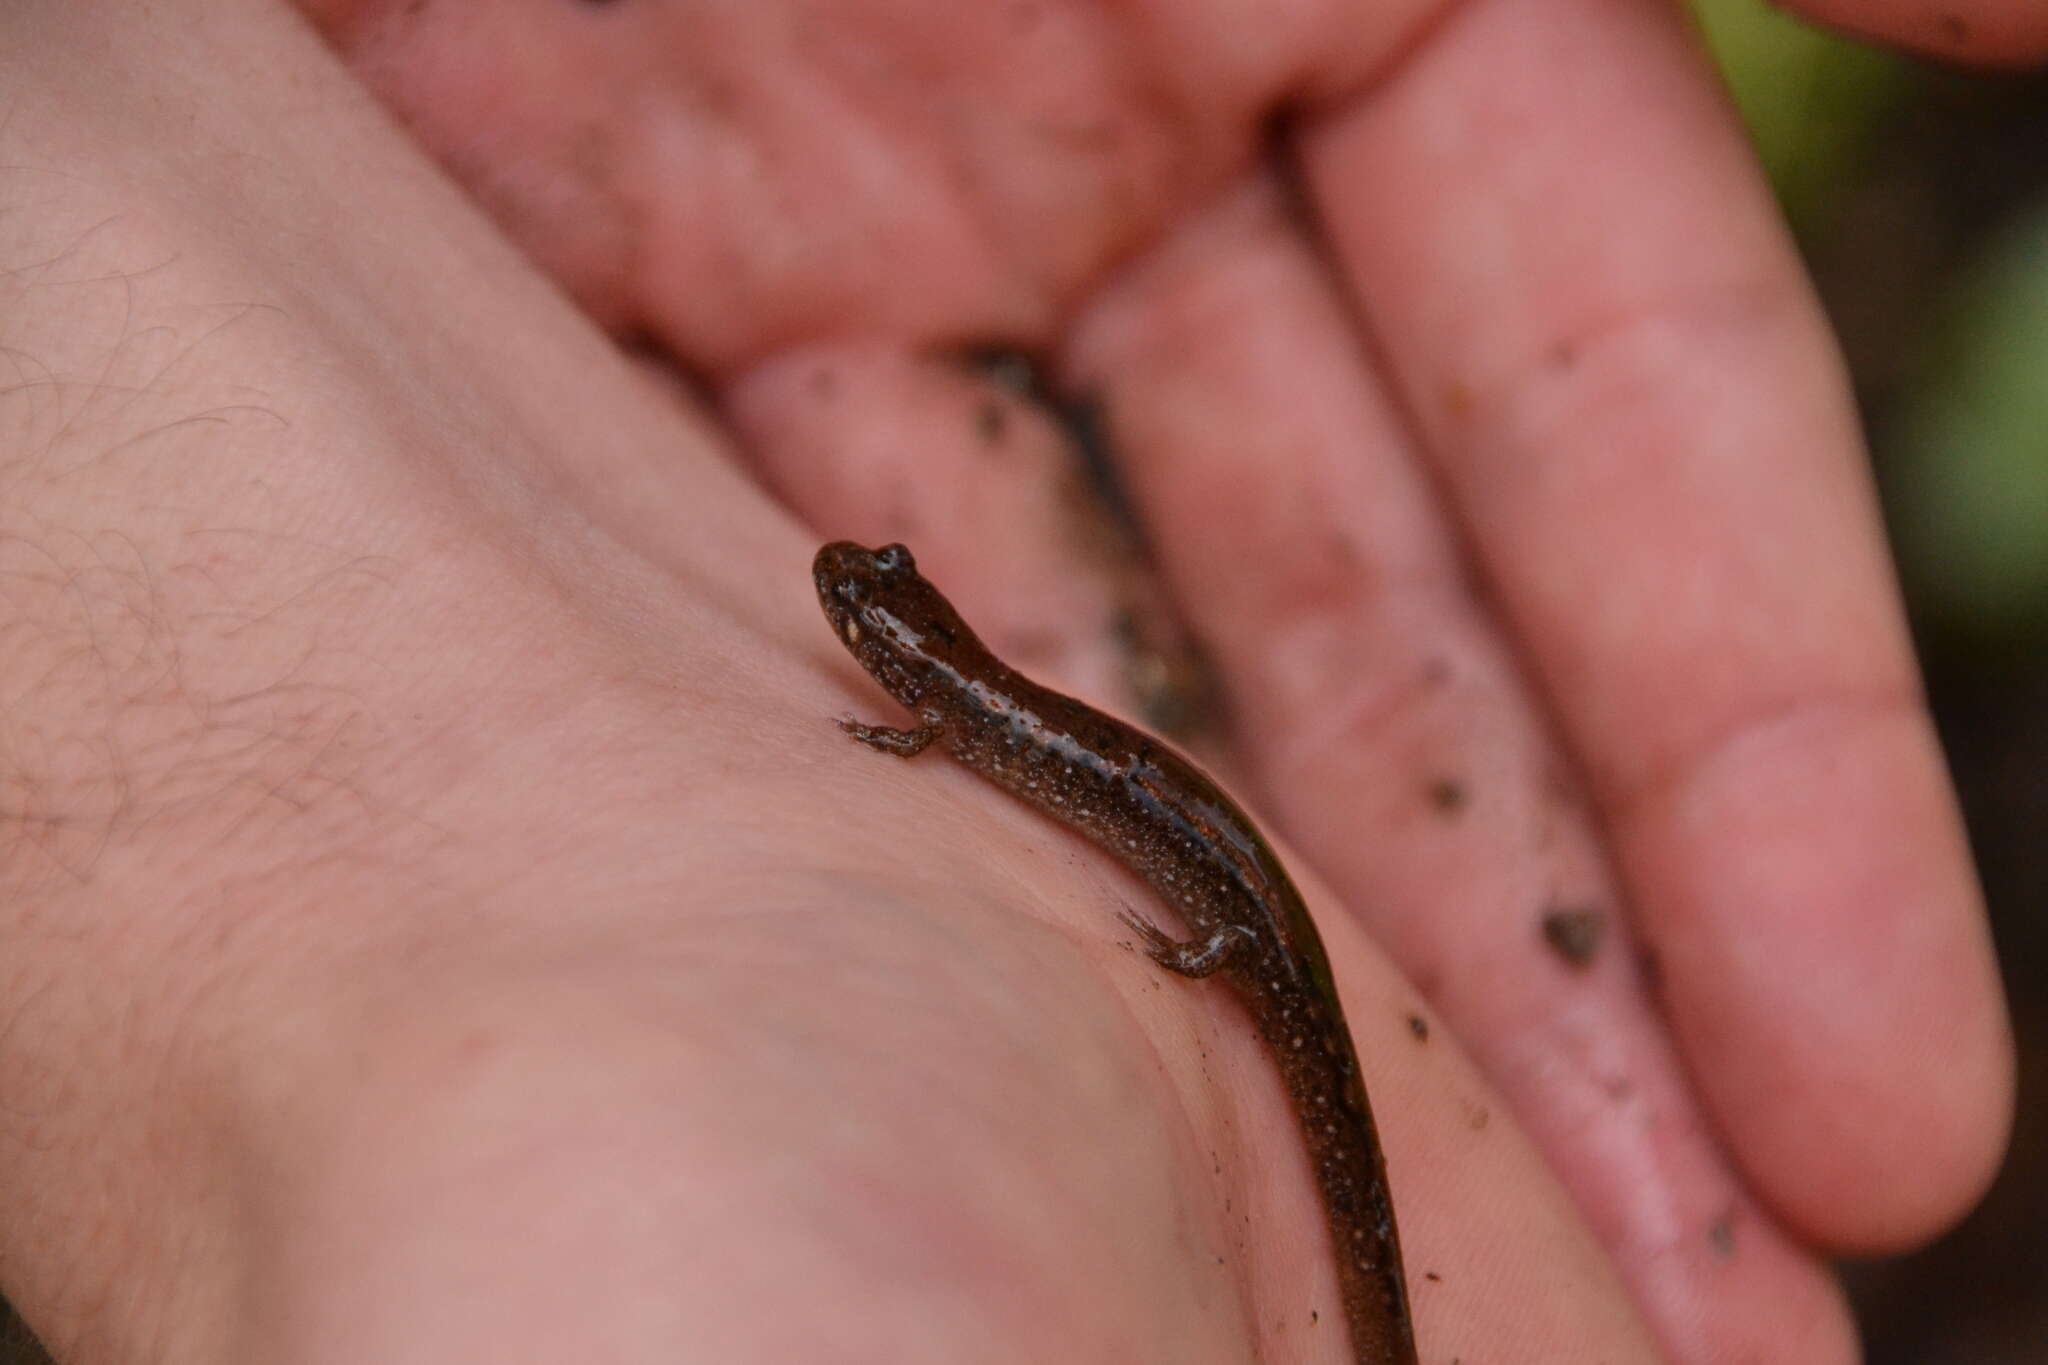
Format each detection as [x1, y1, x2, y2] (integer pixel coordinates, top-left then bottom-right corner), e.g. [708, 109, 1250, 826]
[0, 0, 2026, 1361]
[1791, 0, 2048, 61]
[291, 0, 2022, 1358]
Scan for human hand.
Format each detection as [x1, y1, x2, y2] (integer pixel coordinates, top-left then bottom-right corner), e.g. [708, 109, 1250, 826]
[286, 0, 2027, 1359]
[0, 3, 1672, 1361]
[3, 0, 2026, 1360]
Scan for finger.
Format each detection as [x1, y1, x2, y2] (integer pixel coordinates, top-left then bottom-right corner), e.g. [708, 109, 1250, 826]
[1781, 0, 2048, 64]
[1255, 860, 1685, 1365]
[730, 342, 1234, 758]
[1062, 175, 1854, 1365]
[735, 336, 1676, 1363]
[1294, 0, 2011, 1250]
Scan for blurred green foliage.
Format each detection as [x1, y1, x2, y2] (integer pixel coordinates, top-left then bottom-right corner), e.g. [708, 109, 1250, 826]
[1697, 0, 2048, 641]
[1891, 200, 2048, 638]
[1690, 0, 1904, 231]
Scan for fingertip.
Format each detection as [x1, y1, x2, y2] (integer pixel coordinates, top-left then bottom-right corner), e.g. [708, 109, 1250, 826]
[1630, 702, 2015, 1252]
[1735, 939, 2015, 1255]
[1783, 0, 2048, 68]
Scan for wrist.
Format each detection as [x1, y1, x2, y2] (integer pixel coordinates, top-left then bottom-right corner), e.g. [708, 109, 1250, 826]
[0, 3, 765, 1357]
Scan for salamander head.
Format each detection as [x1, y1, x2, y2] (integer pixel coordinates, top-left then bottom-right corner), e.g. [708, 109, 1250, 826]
[813, 541, 987, 706]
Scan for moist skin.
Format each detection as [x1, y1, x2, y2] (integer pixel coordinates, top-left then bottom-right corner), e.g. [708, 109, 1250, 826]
[815, 540, 1417, 1365]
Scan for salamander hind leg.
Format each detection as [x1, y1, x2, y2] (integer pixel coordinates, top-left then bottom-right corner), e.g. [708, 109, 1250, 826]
[1118, 911, 1257, 979]
[838, 718, 942, 757]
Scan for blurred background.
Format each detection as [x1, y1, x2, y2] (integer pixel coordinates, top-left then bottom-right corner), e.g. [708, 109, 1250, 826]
[1, 4, 2041, 1361]
[1688, 1, 2048, 1359]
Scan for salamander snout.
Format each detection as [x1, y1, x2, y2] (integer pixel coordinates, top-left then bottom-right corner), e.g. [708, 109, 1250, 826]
[814, 540, 871, 584]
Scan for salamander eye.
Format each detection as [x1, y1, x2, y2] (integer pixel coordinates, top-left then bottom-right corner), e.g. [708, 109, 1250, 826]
[875, 543, 915, 573]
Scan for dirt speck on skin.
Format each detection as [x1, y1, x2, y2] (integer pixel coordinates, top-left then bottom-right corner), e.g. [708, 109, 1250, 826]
[1637, 945, 1663, 997]
[1443, 377, 1476, 420]
[976, 399, 1008, 446]
[1708, 1213, 1737, 1260]
[1406, 1013, 1429, 1042]
[961, 345, 1041, 397]
[1540, 905, 1605, 968]
[1426, 776, 1467, 815]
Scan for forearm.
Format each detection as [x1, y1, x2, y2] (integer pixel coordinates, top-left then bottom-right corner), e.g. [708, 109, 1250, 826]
[0, 3, 747, 1358]
[1, 5, 1868, 1364]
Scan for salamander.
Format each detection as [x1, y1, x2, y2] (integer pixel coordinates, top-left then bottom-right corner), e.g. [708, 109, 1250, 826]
[813, 540, 1417, 1365]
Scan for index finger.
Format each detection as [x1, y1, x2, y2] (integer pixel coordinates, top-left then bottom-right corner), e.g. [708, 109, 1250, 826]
[1297, 0, 2011, 1252]
[1781, 0, 2048, 64]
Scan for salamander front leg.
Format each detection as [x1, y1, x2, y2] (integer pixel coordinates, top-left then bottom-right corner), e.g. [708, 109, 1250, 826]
[838, 717, 943, 757]
[1118, 911, 1257, 979]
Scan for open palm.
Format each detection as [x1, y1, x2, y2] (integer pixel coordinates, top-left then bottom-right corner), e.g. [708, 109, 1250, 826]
[290, 0, 2030, 1360]
[3, 1, 2028, 1361]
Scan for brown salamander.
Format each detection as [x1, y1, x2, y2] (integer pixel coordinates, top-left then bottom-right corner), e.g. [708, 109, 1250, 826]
[814, 541, 1418, 1365]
